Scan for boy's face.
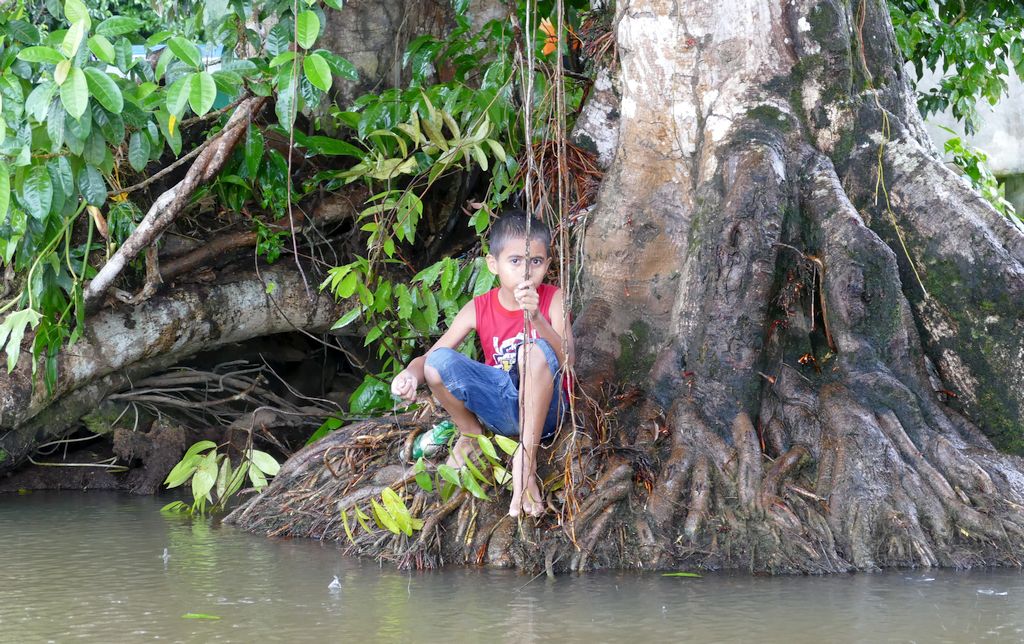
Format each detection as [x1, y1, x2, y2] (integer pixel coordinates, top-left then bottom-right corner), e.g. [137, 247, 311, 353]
[486, 237, 551, 291]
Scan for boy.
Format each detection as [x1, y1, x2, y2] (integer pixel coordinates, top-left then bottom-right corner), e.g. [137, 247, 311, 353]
[390, 209, 573, 518]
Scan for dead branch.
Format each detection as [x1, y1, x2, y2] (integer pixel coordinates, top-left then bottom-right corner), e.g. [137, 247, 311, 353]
[83, 96, 268, 312]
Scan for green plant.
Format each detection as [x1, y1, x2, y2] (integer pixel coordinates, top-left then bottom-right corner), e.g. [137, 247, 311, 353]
[890, 0, 1024, 133]
[940, 126, 1020, 224]
[340, 432, 518, 539]
[254, 218, 286, 263]
[0, 0, 357, 387]
[161, 440, 281, 515]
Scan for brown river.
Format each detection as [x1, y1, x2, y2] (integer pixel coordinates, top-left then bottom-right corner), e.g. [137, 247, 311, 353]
[1, 491, 1022, 642]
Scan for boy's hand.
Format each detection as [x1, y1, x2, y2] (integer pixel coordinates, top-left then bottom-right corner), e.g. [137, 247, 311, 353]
[514, 281, 540, 320]
[391, 370, 419, 402]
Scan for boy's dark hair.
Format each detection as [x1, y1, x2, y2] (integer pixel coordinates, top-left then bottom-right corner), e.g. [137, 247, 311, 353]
[488, 209, 552, 257]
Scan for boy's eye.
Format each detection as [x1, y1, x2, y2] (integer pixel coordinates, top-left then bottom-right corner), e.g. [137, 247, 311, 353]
[531, 258, 543, 266]
[510, 257, 520, 264]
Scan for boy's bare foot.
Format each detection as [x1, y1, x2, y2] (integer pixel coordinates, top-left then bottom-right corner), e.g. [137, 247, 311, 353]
[509, 476, 544, 517]
[445, 436, 477, 469]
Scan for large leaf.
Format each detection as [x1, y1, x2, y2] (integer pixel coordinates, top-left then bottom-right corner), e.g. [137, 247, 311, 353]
[16, 46, 65, 64]
[128, 131, 150, 172]
[22, 165, 53, 220]
[306, 135, 362, 157]
[64, 0, 89, 25]
[77, 165, 106, 206]
[61, 20, 87, 58]
[84, 68, 123, 113]
[249, 450, 280, 477]
[188, 71, 216, 116]
[295, 11, 320, 50]
[25, 81, 58, 122]
[54, 59, 71, 85]
[0, 160, 9, 223]
[168, 36, 201, 69]
[303, 52, 332, 92]
[191, 451, 219, 501]
[275, 73, 296, 128]
[87, 35, 116, 65]
[96, 16, 143, 38]
[165, 75, 190, 117]
[244, 125, 263, 177]
[0, 309, 43, 372]
[5, 20, 40, 44]
[59, 66, 89, 119]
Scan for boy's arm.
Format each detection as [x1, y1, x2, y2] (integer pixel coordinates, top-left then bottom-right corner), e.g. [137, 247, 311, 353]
[391, 300, 476, 401]
[519, 285, 574, 368]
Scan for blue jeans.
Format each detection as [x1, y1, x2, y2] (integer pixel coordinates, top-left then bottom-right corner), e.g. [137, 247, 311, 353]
[424, 340, 565, 438]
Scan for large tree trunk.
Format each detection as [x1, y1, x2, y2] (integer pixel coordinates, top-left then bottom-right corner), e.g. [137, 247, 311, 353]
[232, 0, 1024, 573]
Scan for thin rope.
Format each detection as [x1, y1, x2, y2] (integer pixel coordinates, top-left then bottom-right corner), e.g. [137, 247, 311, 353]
[515, 0, 539, 515]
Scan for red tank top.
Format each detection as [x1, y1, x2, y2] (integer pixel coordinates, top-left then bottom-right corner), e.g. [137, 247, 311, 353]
[474, 284, 560, 371]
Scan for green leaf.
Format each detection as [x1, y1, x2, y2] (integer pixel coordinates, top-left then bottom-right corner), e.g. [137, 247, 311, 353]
[331, 307, 362, 330]
[303, 53, 332, 92]
[25, 81, 58, 122]
[493, 434, 519, 456]
[0, 309, 42, 372]
[17, 46, 65, 64]
[168, 36, 201, 69]
[244, 125, 263, 177]
[249, 450, 280, 477]
[160, 500, 188, 513]
[460, 467, 488, 500]
[661, 572, 703, 578]
[154, 47, 172, 81]
[275, 73, 297, 128]
[369, 498, 400, 534]
[22, 165, 53, 220]
[128, 131, 150, 172]
[181, 614, 221, 621]
[5, 20, 40, 44]
[295, 11, 321, 50]
[191, 451, 219, 501]
[96, 16, 143, 38]
[268, 51, 296, 68]
[84, 68, 123, 113]
[305, 135, 362, 157]
[437, 464, 461, 488]
[317, 51, 358, 81]
[188, 72, 217, 116]
[61, 20, 88, 58]
[165, 75, 190, 117]
[413, 458, 433, 492]
[248, 464, 268, 490]
[87, 35, 116, 64]
[477, 435, 498, 461]
[77, 165, 106, 206]
[64, 0, 89, 25]
[381, 488, 413, 536]
[146, 30, 172, 47]
[215, 457, 231, 500]
[60, 67, 89, 119]
[0, 160, 9, 223]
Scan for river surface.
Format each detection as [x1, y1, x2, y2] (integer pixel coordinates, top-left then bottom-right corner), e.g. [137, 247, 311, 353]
[1, 492, 1023, 643]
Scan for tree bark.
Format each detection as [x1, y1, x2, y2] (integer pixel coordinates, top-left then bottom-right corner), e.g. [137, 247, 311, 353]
[0, 268, 345, 475]
[232, 0, 1024, 573]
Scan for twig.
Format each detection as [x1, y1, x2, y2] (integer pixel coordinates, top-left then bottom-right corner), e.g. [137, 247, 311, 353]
[84, 96, 267, 311]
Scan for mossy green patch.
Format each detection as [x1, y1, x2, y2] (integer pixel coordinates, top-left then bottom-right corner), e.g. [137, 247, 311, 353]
[616, 319, 655, 382]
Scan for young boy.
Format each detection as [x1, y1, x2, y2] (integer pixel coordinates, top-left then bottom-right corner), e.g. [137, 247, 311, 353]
[390, 209, 573, 518]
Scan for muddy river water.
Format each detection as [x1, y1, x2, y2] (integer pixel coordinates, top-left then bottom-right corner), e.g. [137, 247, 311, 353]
[1, 491, 1022, 642]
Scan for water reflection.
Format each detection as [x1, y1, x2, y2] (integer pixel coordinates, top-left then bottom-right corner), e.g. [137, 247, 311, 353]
[1, 492, 1022, 643]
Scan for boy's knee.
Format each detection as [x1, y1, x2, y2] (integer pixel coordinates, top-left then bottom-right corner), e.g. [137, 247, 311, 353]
[424, 348, 457, 387]
[517, 340, 556, 377]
